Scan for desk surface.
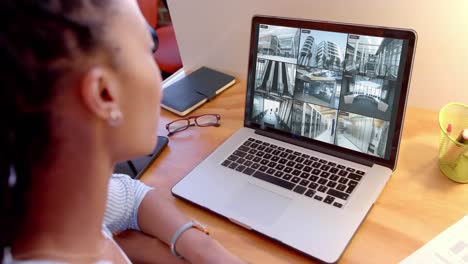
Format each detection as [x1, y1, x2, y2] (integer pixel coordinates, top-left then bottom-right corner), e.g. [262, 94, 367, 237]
[142, 80, 468, 263]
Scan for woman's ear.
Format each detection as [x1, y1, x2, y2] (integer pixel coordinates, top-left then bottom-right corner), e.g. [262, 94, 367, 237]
[80, 67, 122, 124]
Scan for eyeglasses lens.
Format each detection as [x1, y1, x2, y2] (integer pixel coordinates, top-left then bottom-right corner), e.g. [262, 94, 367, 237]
[196, 115, 219, 127]
[168, 119, 190, 133]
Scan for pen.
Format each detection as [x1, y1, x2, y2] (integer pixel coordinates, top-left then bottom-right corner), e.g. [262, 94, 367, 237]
[440, 124, 452, 158]
[440, 124, 465, 164]
[456, 129, 468, 145]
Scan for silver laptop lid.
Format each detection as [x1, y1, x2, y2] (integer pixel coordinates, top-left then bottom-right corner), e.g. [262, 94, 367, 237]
[243, 16, 417, 170]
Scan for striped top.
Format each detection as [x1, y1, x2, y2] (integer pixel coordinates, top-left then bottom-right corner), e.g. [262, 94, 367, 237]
[2, 174, 154, 264]
[104, 173, 154, 232]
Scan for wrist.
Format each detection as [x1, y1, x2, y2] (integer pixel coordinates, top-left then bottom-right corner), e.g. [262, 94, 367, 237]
[174, 228, 244, 264]
[171, 221, 211, 262]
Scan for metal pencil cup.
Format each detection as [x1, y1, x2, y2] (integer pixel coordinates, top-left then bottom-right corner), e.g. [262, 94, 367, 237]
[438, 103, 468, 183]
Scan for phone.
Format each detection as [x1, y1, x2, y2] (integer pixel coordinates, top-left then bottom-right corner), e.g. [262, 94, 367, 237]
[114, 136, 169, 179]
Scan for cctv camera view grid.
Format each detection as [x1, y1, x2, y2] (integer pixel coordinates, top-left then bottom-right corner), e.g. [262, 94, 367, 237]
[251, 24, 405, 158]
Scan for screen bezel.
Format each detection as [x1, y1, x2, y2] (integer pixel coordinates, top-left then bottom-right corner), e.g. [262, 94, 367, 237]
[244, 15, 417, 170]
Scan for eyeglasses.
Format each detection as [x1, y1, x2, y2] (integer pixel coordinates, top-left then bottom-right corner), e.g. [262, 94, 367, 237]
[166, 114, 221, 136]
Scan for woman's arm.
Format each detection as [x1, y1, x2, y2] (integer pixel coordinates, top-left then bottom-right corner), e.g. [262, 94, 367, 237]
[103, 174, 245, 263]
[137, 189, 246, 264]
[114, 229, 188, 264]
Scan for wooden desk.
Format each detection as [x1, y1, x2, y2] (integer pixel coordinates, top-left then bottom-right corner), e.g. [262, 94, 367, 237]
[142, 80, 468, 263]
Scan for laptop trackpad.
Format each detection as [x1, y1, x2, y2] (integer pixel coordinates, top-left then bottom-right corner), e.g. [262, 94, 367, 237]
[226, 183, 291, 226]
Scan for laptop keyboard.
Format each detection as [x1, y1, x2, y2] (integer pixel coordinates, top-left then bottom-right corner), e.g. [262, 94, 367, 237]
[221, 138, 366, 208]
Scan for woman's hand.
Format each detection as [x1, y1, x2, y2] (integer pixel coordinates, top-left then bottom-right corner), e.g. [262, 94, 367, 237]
[174, 228, 247, 264]
[192, 235, 247, 264]
[115, 229, 247, 264]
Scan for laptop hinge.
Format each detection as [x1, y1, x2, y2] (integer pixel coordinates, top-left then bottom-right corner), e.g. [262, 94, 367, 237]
[255, 129, 374, 167]
[228, 218, 252, 230]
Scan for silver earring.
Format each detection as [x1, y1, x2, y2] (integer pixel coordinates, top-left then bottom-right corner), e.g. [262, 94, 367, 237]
[108, 109, 123, 126]
[9, 165, 17, 187]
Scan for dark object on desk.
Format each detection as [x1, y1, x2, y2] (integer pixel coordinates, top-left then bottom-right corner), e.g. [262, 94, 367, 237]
[161, 67, 236, 116]
[148, 24, 159, 53]
[114, 136, 169, 179]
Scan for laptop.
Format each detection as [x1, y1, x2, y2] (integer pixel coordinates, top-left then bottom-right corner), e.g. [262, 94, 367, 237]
[172, 15, 417, 263]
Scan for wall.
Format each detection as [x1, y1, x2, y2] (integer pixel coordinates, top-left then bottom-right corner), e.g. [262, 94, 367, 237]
[167, 0, 468, 110]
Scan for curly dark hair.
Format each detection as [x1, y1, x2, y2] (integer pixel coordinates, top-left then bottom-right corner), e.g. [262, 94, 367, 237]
[0, 0, 114, 256]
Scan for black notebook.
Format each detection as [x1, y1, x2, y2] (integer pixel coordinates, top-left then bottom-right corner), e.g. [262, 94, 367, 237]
[161, 67, 236, 116]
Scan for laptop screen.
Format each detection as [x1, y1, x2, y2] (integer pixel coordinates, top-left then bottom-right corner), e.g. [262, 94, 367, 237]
[245, 17, 416, 165]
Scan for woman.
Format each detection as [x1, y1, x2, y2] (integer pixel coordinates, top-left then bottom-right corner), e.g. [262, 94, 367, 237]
[0, 0, 245, 263]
